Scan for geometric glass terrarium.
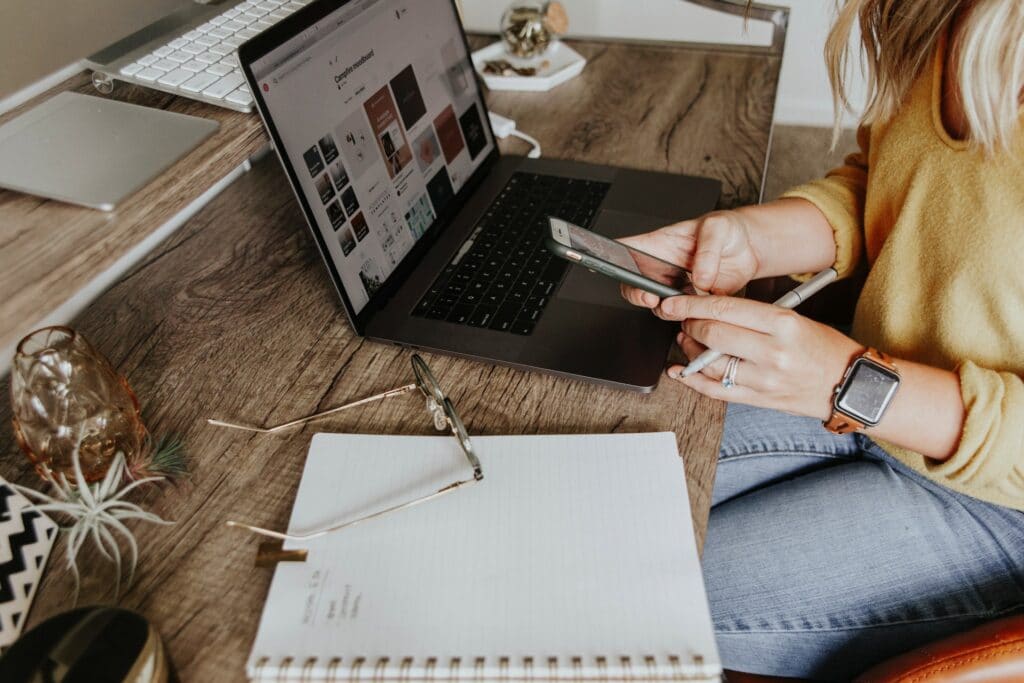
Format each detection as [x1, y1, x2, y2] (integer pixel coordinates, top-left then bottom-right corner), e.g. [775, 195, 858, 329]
[10, 326, 150, 483]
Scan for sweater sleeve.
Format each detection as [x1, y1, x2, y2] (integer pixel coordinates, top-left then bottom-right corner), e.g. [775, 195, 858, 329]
[921, 361, 1024, 503]
[780, 125, 871, 280]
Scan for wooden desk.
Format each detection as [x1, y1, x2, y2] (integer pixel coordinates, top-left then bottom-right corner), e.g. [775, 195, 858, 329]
[0, 37, 779, 681]
[0, 73, 268, 367]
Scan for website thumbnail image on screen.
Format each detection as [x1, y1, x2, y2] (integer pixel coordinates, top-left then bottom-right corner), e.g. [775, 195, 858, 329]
[256, 0, 493, 314]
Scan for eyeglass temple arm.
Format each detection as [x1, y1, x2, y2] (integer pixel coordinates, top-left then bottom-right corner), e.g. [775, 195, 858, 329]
[207, 383, 418, 434]
[226, 475, 479, 542]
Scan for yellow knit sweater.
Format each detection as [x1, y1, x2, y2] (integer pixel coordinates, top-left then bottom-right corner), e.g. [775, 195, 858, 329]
[781, 35, 1024, 511]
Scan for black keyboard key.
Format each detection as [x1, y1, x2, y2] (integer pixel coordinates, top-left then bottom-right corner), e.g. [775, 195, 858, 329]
[523, 304, 546, 322]
[446, 304, 475, 325]
[489, 301, 523, 332]
[468, 306, 496, 328]
[482, 290, 503, 306]
[444, 281, 466, 295]
[535, 280, 557, 297]
[426, 306, 449, 320]
[412, 303, 431, 317]
[511, 319, 536, 335]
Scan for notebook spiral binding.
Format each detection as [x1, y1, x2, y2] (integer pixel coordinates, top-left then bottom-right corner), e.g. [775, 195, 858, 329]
[251, 653, 715, 681]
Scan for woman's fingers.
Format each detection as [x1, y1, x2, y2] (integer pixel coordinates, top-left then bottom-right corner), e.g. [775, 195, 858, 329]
[658, 295, 786, 334]
[619, 282, 660, 308]
[690, 217, 731, 292]
[669, 364, 760, 403]
[677, 331, 761, 390]
[680, 318, 770, 363]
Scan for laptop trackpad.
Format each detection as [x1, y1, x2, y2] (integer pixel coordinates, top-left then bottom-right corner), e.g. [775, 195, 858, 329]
[557, 209, 672, 307]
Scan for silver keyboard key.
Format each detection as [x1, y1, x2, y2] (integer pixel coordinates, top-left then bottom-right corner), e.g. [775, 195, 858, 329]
[224, 7, 241, 18]
[180, 71, 219, 93]
[196, 22, 214, 33]
[152, 58, 178, 72]
[224, 36, 243, 48]
[206, 62, 234, 76]
[255, 19, 274, 29]
[138, 54, 158, 66]
[237, 28, 258, 39]
[183, 30, 202, 41]
[209, 27, 231, 39]
[223, 19, 246, 31]
[195, 51, 219, 64]
[182, 60, 207, 72]
[202, 73, 245, 99]
[135, 67, 163, 82]
[209, 44, 233, 56]
[169, 37, 188, 49]
[239, 83, 250, 93]
[257, 1, 276, 10]
[210, 14, 228, 25]
[285, 1, 303, 9]
[120, 62, 143, 76]
[269, 10, 289, 21]
[181, 43, 205, 55]
[168, 50, 191, 62]
[226, 89, 253, 106]
[157, 68, 192, 86]
[195, 35, 217, 47]
[154, 45, 173, 57]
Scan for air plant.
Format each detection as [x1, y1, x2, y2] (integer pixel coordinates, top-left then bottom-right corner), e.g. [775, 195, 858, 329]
[126, 434, 189, 482]
[12, 438, 174, 603]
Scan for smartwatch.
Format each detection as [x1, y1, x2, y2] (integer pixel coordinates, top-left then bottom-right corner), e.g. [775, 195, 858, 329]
[824, 348, 901, 434]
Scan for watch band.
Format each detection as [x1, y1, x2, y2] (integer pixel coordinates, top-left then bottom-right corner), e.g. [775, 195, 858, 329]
[824, 348, 898, 434]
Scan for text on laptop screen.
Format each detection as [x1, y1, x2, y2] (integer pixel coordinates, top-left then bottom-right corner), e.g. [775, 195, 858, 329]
[253, 0, 494, 314]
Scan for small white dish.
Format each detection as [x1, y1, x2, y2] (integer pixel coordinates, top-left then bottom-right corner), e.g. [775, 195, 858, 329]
[471, 40, 587, 92]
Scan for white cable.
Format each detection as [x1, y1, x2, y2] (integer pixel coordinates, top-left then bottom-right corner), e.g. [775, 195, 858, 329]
[510, 129, 542, 158]
[487, 110, 542, 159]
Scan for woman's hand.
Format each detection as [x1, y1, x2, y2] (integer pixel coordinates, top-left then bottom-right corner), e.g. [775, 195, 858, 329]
[657, 294, 863, 420]
[619, 210, 762, 308]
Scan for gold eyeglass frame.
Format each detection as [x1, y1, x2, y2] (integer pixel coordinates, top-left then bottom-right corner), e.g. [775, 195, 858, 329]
[209, 354, 483, 543]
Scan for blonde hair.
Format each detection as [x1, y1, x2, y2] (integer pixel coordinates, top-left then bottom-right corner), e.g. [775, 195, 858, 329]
[823, 0, 1024, 152]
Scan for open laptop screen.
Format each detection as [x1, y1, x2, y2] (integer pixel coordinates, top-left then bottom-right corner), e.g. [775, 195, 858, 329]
[249, 0, 494, 316]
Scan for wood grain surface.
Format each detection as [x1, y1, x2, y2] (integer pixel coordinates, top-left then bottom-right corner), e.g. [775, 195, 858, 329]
[0, 72, 268, 362]
[0, 37, 779, 681]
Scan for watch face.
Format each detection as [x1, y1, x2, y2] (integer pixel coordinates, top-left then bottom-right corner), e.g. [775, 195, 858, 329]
[836, 359, 900, 425]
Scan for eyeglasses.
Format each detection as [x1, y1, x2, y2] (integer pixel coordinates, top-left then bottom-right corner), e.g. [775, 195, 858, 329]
[209, 354, 482, 543]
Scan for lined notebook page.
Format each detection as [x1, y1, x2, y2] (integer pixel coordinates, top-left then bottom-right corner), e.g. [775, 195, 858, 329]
[247, 433, 720, 681]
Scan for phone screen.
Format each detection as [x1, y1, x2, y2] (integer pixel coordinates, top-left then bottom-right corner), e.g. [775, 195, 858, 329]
[565, 222, 700, 294]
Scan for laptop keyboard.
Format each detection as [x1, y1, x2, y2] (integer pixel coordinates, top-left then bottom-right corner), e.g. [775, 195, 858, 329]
[412, 172, 610, 335]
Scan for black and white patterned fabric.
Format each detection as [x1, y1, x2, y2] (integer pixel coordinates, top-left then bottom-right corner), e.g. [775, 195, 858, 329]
[0, 477, 56, 651]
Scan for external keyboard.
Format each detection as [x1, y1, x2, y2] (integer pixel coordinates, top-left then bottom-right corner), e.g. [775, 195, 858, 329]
[114, 0, 312, 112]
[413, 172, 610, 335]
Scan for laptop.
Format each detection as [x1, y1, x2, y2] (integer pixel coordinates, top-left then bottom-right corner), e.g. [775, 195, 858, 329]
[237, 0, 721, 392]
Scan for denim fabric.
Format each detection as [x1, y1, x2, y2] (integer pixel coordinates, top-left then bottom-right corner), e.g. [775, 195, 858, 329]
[703, 403, 1024, 681]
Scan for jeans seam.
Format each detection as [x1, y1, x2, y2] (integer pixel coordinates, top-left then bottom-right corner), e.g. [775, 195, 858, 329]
[715, 604, 1024, 634]
[718, 449, 858, 462]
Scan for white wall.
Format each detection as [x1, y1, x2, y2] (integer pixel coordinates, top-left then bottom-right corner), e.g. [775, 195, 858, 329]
[775, 0, 865, 126]
[461, 0, 866, 127]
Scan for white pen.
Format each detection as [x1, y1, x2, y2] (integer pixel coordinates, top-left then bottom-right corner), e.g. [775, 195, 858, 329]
[679, 267, 839, 378]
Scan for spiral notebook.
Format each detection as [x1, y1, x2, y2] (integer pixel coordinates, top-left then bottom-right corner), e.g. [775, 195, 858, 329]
[247, 432, 721, 681]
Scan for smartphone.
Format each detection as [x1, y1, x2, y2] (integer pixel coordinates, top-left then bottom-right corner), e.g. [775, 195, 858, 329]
[546, 217, 703, 298]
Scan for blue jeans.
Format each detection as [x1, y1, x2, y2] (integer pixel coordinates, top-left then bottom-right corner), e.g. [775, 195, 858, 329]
[703, 403, 1024, 681]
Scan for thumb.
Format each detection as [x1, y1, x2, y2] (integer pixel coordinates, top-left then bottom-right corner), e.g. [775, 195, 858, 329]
[690, 217, 729, 292]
